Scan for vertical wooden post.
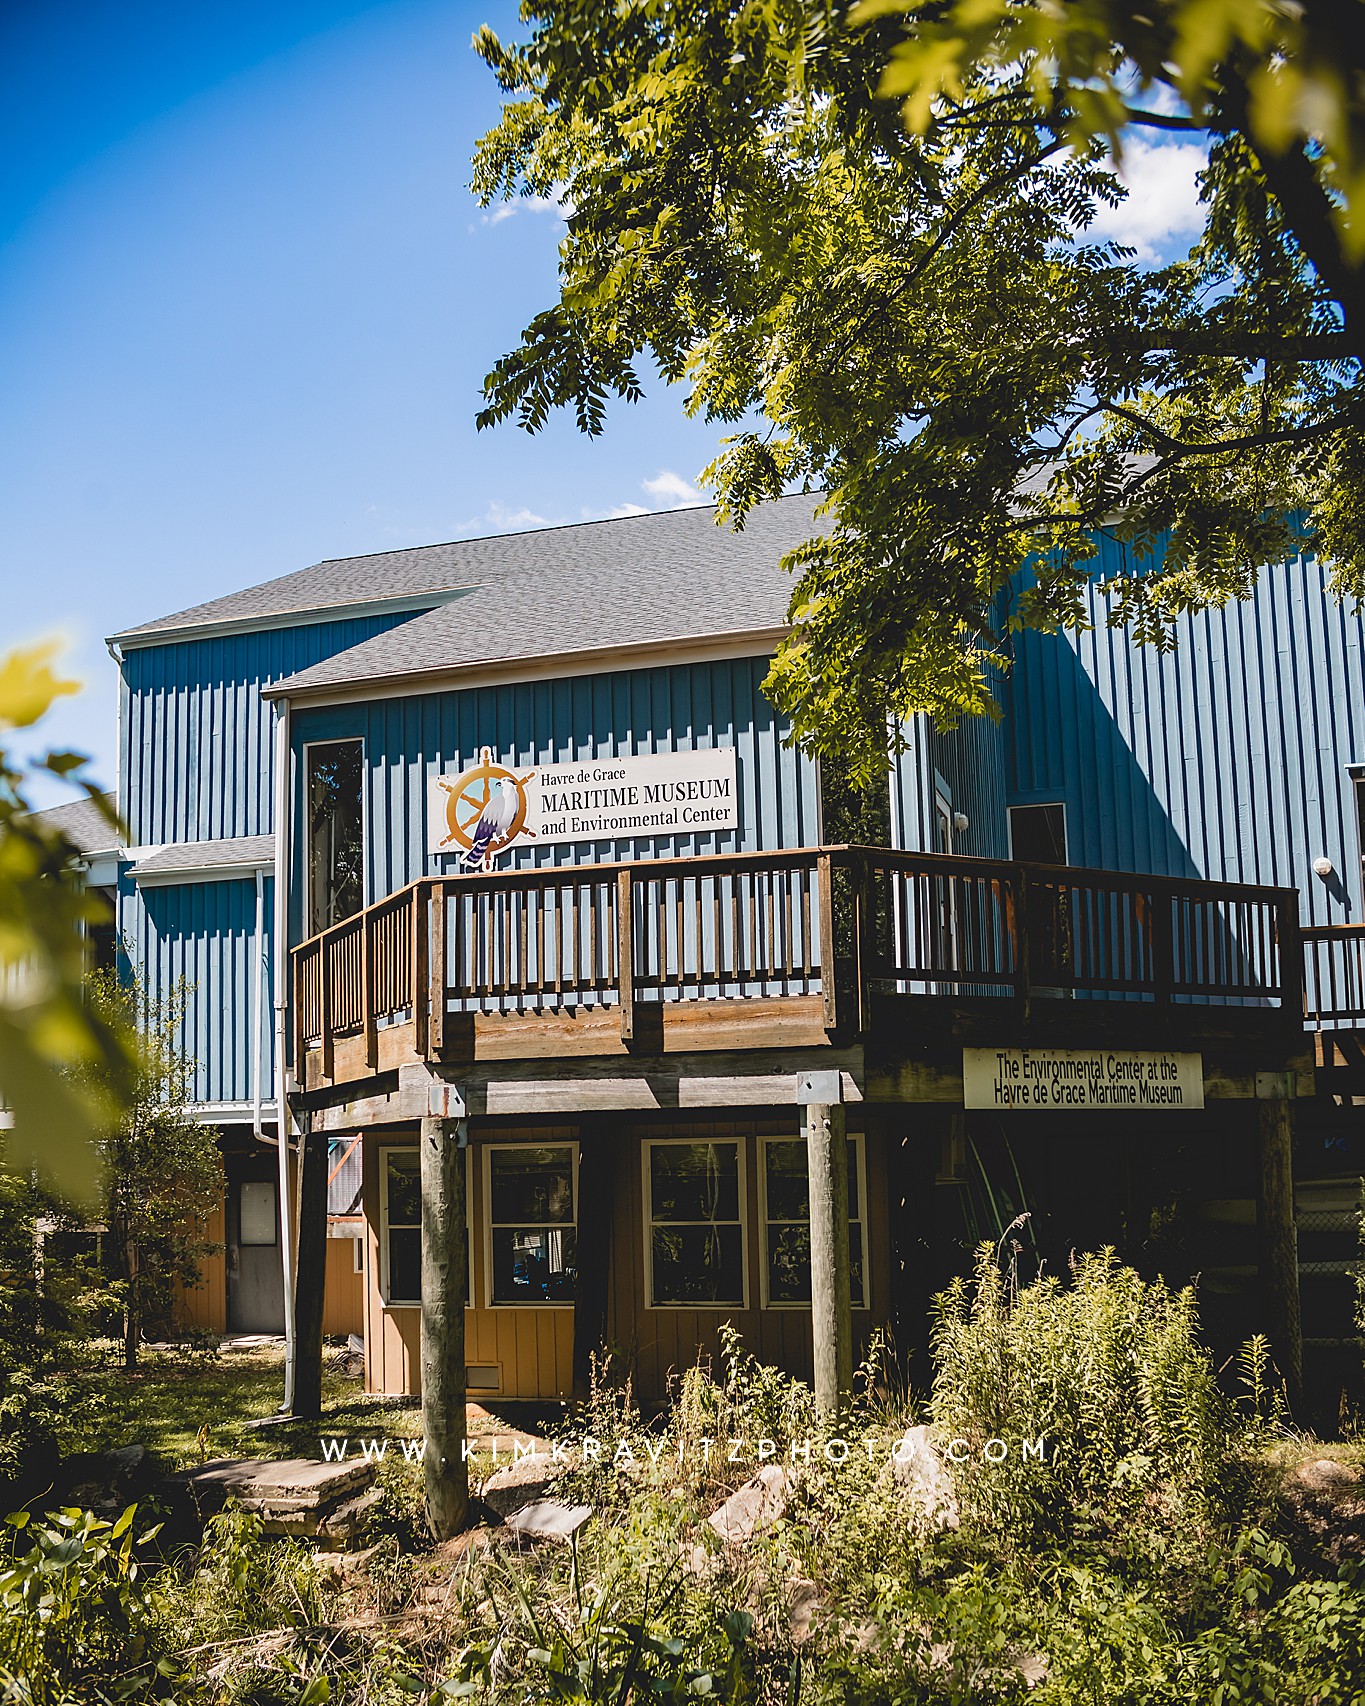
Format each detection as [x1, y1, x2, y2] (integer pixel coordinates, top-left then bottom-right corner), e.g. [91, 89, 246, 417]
[617, 869, 635, 1042]
[817, 853, 839, 1032]
[421, 1113, 468, 1539]
[362, 913, 377, 1070]
[572, 1118, 616, 1400]
[414, 884, 430, 1057]
[801, 1071, 851, 1414]
[1256, 1073, 1304, 1419]
[430, 884, 446, 1057]
[882, 1106, 945, 1390]
[319, 934, 333, 1082]
[291, 1116, 329, 1419]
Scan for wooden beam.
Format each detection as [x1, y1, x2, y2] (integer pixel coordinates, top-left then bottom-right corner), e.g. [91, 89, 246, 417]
[420, 1114, 468, 1539]
[572, 1118, 617, 1400]
[291, 1117, 329, 1419]
[1256, 1074, 1304, 1419]
[803, 1076, 852, 1414]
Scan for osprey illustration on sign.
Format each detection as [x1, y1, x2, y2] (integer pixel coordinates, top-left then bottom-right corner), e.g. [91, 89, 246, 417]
[435, 747, 535, 872]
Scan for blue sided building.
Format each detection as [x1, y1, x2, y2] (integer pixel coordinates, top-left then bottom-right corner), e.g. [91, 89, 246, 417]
[96, 496, 1363, 1411]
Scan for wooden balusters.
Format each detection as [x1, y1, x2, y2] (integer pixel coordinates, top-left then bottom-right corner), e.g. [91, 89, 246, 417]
[617, 868, 635, 1042]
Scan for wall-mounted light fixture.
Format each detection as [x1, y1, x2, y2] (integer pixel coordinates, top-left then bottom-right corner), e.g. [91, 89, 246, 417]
[1313, 856, 1334, 879]
[953, 811, 969, 834]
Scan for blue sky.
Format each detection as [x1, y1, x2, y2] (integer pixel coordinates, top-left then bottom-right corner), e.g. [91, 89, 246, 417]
[1, 0, 1206, 805]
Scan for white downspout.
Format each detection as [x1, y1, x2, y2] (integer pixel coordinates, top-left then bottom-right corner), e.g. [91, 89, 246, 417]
[251, 867, 265, 1138]
[273, 697, 297, 1412]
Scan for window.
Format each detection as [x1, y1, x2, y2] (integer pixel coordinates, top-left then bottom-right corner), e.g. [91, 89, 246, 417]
[1009, 803, 1067, 865]
[379, 1147, 471, 1308]
[761, 1136, 866, 1308]
[239, 1181, 277, 1247]
[306, 739, 364, 937]
[487, 1145, 577, 1305]
[352, 1237, 364, 1275]
[646, 1140, 746, 1307]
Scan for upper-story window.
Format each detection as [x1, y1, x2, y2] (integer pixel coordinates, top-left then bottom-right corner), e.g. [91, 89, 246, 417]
[306, 739, 364, 936]
[1008, 802, 1067, 865]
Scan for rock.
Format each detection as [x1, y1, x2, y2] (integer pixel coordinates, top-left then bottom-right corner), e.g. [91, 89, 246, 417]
[1292, 1457, 1363, 1493]
[786, 1577, 822, 1644]
[482, 1450, 562, 1518]
[51, 1444, 161, 1517]
[162, 1456, 378, 1546]
[707, 1464, 791, 1544]
[1279, 1454, 1365, 1566]
[503, 1499, 593, 1544]
[886, 1426, 959, 1532]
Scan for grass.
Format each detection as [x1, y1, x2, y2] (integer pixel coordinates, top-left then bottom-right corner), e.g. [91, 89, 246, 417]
[62, 1339, 563, 1479]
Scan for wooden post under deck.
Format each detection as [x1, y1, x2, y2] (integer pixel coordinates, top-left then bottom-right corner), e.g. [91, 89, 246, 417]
[290, 1115, 329, 1418]
[421, 1114, 469, 1539]
[573, 1118, 617, 1400]
[1256, 1073, 1303, 1419]
[802, 1073, 852, 1413]
[882, 1106, 945, 1389]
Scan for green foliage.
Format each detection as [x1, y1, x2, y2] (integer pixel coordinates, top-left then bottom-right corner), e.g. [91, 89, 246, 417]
[0, 644, 134, 1197]
[473, 1, 1365, 782]
[0, 1504, 180, 1704]
[930, 1246, 1233, 1552]
[66, 970, 224, 1368]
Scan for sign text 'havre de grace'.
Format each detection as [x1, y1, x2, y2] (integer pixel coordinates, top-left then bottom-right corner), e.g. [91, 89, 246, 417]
[429, 746, 738, 870]
[963, 1047, 1205, 1111]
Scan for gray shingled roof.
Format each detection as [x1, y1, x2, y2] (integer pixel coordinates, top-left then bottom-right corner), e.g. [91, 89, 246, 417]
[265, 495, 819, 698]
[109, 494, 821, 670]
[130, 835, 275, 879]
[34, 792, 121, 856]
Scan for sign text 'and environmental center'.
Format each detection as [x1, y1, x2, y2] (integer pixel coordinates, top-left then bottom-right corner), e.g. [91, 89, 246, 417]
[428, 747, 738, 870]
[963, 1047, 1204, 1111]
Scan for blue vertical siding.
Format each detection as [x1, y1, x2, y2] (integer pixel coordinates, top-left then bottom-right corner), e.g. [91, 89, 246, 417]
[119, 613, 423, 847]
[1002, 543, 1364, 924]
[122, 876, 274, 1106]
[890, 714, 1010, 859]
[289, 654, 819, 944]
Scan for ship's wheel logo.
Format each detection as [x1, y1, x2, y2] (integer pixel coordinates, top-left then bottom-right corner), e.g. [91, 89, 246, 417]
[436, 747, 536, 872]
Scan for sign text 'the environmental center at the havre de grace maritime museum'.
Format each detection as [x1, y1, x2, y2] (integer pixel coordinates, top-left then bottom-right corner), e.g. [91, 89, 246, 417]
[963, 1048, 1205, 1110]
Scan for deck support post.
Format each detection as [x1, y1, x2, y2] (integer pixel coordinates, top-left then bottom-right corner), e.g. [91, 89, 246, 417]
[421, 1110, 468, 1539]
[883, 1106, 947, 1390]
[291, 1114, 328, 1418]
[799, 1071, 851, 1414]
[1256, 1073, 1303, 1419]
[573, 1118, 617, 1400]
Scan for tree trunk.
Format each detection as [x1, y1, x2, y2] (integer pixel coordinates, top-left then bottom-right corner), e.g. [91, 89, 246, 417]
[421, 1115, 468, 1539]
[122, 1224, 138, 1372]
[292, 1120, 329, 1418]
[1257, 1080, 1304, 1420]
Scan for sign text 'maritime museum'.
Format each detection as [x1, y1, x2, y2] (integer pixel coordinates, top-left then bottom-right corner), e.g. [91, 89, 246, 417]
[963, 1048, 1205, 1111]
[429, 747, 738, 863]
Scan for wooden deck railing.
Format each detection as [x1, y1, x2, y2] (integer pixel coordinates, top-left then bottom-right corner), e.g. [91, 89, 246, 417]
[292, 848, 1303, 1073]
[1303, 924, 1365, 1026]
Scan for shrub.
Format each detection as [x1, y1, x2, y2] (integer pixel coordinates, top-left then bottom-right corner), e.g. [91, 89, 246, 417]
[931, 1246, 1233, 1555]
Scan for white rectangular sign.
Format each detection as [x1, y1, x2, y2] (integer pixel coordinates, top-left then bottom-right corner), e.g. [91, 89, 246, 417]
[428, 746, 738, 864]
[963, 1047, 1204, 1111]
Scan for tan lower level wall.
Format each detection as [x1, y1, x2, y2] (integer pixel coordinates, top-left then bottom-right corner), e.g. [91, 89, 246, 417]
[172, 1207, 367, 1339]
[361, 1116, 888, 1406]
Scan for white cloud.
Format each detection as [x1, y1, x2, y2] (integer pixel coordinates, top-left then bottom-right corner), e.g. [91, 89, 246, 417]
[592, 502, 652, 520]
[1087, 137, 1207, 264]
[641, 469, 704, 507]
[481, 192, 570, 228]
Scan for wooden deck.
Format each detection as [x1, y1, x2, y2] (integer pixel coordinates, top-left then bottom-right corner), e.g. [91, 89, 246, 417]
[291, 847, 1305, 1094]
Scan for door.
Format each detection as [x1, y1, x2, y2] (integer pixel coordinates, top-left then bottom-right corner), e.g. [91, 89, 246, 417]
[227, 1177, 286, 1333]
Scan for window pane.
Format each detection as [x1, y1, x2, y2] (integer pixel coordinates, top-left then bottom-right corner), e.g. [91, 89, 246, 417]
[650, 1143, 739, 1223]
[239, 1181, 277, 1246]
[492, 1227, 577, 1304]
[764, 1141, 808, 1220]
[765, 1219, 866, 1307]
[385, 1151, 420, 1227]
[1009, 803, 1066, 865]
[307, 740, 364, 934]
[388, 1227, 420, 1303]
[651, 1224, 744, 1305]
[490, 1147, 573, 1225]
[763, 1139, 859, 1220]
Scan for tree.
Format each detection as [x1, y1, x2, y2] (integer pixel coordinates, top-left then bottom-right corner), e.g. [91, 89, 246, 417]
[76, 972, 223, 1370]
[472, 0, 1365, 782]
[0, 645, 135, 1190]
